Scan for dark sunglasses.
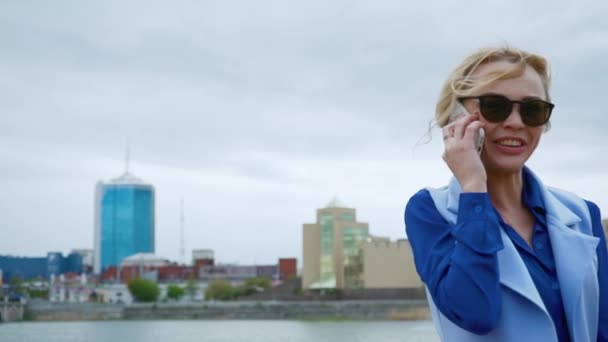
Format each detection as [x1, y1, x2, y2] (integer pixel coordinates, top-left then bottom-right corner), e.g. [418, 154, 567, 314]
[458, 94, 554, 127]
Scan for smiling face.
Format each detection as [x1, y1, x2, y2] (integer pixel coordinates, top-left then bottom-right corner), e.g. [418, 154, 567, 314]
[462, 60, 548, 175]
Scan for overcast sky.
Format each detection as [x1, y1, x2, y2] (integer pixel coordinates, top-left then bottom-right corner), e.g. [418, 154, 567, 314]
[1, 1, 607, 266]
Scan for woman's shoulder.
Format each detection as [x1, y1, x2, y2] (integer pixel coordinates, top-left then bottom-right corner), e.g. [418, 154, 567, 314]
[547, 186, 587, 209]
[405, 187, 448, 219]
[546, 185, 584, 200]
[404, 188, 451, 232]
[546, 186, 603, 234]
[408, 183, 452, 201]
[546, 186, 597, 213]
[526, 167, 592, 209]
[406, 188, 434, 208]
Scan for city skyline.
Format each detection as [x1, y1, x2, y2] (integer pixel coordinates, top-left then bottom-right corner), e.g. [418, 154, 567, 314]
[2, 1, 608, 265]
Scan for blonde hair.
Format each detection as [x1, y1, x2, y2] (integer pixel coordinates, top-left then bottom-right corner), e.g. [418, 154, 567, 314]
[435, 46, 551, 129]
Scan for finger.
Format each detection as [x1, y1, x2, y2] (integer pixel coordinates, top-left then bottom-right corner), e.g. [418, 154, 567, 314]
[464, 120, 485, 138]
[453, 113, 481, 138]
[442, 126, 453, 140]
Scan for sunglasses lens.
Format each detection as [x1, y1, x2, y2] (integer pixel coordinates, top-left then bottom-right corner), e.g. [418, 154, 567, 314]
[477, 96, 552, 127]
[479, 96, 511, 122]
[521, 100, 551, 126]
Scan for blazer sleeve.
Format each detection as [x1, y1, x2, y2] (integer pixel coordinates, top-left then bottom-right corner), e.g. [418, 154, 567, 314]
[405, 189, 505, 335]
[584, 200, 608, 342]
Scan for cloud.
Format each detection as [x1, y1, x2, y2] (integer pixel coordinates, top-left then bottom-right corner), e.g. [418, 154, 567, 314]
[1, 1, 607, 264]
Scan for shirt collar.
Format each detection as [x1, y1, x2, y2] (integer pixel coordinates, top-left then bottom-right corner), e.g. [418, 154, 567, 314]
[522, 167, 547, 224]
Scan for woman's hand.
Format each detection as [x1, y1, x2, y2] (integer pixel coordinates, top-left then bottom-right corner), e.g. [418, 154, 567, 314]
[442, 113, 487, 193]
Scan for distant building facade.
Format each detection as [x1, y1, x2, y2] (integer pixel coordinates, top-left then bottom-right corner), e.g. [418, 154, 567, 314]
[100, 258, 286, 288]
[278, 258, 297, 281]
[198, 264, 279, 284]
[0, 256, 46, 282]
[0, 252, 84, 282]
[192, 249, 214, 268]
[47, 252, 83, 277]
[94, 171, 155, 274]
[49, 273, 93, 303]
[360, 239, 422, 288]
[71, 249, 94, 273]
[302, 199, 369, 289]
[302, 199, 422, 290]
[192, 249, 214, 263]
[100, 253, 183, 284]
[603, 219, 608, 246]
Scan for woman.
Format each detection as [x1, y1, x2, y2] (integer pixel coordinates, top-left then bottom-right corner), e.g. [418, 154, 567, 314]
[404, 46, 607, 341]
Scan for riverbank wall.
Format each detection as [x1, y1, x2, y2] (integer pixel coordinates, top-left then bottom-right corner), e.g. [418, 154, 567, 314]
[26, 302, 124, 321]
[26, 300, 430, 321]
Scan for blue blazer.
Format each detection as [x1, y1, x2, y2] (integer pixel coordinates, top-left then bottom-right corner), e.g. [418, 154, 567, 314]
[425, 168, 600, 342]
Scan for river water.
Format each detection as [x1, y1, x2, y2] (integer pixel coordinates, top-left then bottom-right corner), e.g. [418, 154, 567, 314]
[0, 320, 439, 342]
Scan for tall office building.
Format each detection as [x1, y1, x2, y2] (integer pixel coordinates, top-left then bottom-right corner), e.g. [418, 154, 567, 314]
[93, 170, 155, 274]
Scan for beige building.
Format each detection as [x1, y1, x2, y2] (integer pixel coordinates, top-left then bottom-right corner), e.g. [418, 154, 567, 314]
[302, 199, 422, 290]
[361, 238, 422, 288]
[603, 219, 608, 245]
[302, 199, 368, 289]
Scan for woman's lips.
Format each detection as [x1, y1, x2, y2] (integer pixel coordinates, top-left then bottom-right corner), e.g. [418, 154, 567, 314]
[493, 138, 526, 155]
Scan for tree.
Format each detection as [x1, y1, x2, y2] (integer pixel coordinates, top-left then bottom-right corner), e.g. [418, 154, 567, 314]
[244, 277, 270, 290]
[205, 279, 235, 301]
[9, 276, 25, 295]
[166, 284, 185, 300]
[127, 278, 160, 302]
[204, 277, 272, 301]
[185, 274, 199, 300]
[28, 289, 49, 299]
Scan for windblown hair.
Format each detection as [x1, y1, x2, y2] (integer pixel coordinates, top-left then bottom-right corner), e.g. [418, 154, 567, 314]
[435, 46, 551, 130]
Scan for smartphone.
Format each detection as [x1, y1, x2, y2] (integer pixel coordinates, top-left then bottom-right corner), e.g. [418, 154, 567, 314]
[448, 102, 485, 154]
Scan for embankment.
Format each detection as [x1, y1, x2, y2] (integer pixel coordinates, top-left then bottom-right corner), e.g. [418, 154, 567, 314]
[26, 300, 430, 321]
[26, 302, 123, 321]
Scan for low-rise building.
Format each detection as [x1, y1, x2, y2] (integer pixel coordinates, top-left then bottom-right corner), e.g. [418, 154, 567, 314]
[49, 273, 95, 303]
[0, 252, 84, 283]
[198, 264, 278, 285]
[360, 238, 422, 288]
[302, 198, 368, 289]
[94, 283, 133, 305]
[278, 258, 297, 281]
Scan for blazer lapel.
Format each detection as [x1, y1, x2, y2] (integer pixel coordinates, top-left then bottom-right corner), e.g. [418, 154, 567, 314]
[445, 176, 550, 315]
[495, 227, 548, 312]
[537, 185, 599, 333]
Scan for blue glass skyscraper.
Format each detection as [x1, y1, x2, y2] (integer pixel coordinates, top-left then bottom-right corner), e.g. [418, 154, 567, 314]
[93, 171, 155, 274]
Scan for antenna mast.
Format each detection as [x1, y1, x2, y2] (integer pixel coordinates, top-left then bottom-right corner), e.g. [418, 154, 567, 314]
[180, 198, 185, 265]
[125, 140, 131, 174]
